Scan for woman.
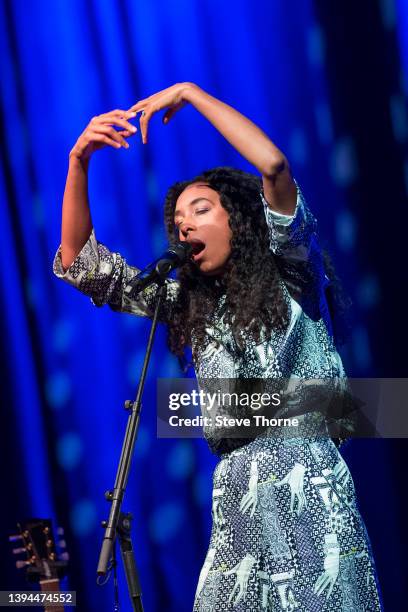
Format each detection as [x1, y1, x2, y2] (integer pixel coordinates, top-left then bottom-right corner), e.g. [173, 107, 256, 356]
[53, 83, 383, 610]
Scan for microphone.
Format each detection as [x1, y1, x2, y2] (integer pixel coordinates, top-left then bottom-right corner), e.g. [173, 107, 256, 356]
[124, 242, 192, 298]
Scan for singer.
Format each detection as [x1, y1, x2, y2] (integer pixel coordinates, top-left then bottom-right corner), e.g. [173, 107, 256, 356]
[53, 83, 382, 610]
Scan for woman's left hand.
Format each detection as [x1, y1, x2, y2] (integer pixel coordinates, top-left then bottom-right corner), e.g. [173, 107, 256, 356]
[128, 82, 197, 144]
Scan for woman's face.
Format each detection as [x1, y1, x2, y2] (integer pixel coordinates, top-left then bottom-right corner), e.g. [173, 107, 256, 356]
[174, 182, 232, 276]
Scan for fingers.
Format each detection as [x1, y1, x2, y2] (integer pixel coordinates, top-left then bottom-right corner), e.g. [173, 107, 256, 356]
[292, 492, 306, 516]
[85, 131, 122, 150]
[98, 109, 137, 123]
[314, 573, 330, 595]
[290, 491, 295, 513]
[228, 583, 240, 605]
[126, 105, 153, 144]
[74, 109, 138, 160]
[240, 493, 253, 514]
[139, 109, 154, 144]
[128, 93, 185, 143]
[89, 125, 130, 148]
[127, 84, 187, 142]
[162, 101, 186, 124]
[128, 100, 152, 142]
[117, 129, 134, 138]
[318, 576, 330, 596]
[224, 563, 239, 577]
[217, 507, 225, 526]
[240, 499, 257, 516]
[128, 99, 149, 113]
[274, 474, 288, 487]
[90, 111, 137, 135]
[105, 116, 137, 133]
[314, 573, 335, 597]
[239, 493, 249, 511]
[297, 493, 307, 515]
[234, 586, 244, 605]
[326, 579, 335, 598]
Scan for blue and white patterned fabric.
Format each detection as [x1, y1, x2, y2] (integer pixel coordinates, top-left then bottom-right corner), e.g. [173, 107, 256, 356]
[53, 180, 383, 610]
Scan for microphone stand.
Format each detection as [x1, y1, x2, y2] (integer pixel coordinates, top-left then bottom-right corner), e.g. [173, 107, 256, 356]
[97, 278, 168, 612]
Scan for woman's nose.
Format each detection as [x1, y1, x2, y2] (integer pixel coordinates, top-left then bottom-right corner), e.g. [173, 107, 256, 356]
[179, 219, 196, 238]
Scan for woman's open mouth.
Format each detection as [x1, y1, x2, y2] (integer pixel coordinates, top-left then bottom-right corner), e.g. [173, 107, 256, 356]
[189, 239, 206, 262]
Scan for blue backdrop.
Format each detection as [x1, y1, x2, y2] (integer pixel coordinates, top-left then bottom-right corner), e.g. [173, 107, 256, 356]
[1, 0, 407, 610]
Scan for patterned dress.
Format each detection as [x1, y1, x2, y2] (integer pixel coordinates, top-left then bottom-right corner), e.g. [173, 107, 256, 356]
[53, 180, 383, 611]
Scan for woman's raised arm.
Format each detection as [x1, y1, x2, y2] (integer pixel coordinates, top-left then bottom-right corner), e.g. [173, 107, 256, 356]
[129, 83, 296, 215]
[60, 109, 137, 270]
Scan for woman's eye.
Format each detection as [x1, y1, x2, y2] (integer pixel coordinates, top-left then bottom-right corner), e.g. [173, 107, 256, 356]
[195, 208, 209, 215]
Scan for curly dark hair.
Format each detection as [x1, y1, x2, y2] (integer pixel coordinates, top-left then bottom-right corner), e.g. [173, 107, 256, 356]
[163, 166, 350, 365]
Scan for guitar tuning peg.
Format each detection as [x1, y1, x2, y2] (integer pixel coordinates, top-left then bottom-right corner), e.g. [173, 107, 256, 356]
[58, 539, 66, 548]
[9, 535, 23, 543]
[12, 547, 26, 555]
[59, 552, 69, 562]
[16, 560, 31, 569]
[57, 527, 65, 536]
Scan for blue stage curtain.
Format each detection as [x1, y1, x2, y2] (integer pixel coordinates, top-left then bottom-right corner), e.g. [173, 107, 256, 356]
[1, 1, 407, 609]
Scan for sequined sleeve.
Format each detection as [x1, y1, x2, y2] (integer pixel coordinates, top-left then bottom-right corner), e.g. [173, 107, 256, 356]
[52, 229, 180, 322]
[261, 179, 330, 324]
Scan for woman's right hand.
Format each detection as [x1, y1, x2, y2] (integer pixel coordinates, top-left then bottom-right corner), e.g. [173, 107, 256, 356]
[69, 109, 138, 161]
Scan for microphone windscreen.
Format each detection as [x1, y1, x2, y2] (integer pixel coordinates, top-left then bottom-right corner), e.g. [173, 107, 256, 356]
[170, 242, 193, 263]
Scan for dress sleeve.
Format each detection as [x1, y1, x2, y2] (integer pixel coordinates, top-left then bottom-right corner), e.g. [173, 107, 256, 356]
[52, 229, 180, 322]
[261, 179, 330, 324]
[261, 178, 318, 261]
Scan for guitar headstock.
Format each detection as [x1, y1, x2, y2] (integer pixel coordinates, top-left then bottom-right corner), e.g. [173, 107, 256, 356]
[9, 518, 69, 583]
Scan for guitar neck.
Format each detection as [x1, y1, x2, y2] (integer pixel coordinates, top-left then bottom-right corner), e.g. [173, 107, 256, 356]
[39, 579, 64, 612]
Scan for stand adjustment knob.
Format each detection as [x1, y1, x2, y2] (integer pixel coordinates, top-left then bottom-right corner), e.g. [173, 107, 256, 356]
[122, 516, 131, 530]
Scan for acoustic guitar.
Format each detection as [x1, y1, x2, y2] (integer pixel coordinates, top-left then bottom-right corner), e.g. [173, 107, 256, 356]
[9, 518, 69, 611]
